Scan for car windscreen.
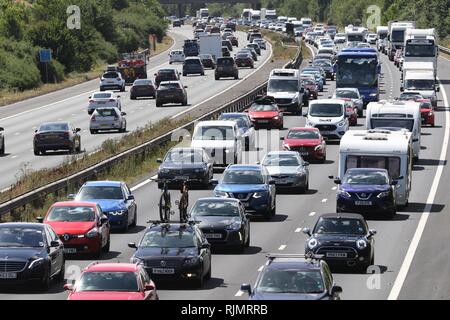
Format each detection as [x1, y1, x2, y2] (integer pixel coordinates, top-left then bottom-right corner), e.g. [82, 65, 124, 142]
[287, 130, 319, 139]
[76, 272, 139, 292]
[39, 123, 69, 132]
[222, 170, 264, 184]
[313, 217, 367, 235]
[309, 103, 343, 117]
[219, 115, 248, 128]
[47, 206, 96, 222]
[267, 79, 298, 92]
[96, 108, 118, 117]
[404, 79, 435, 91]
[335, 90, 359, 99]
[77, 186, 123, 200]
[184, 59, 201, 65]
[250, 103, 278, 112]
[0, 227, 45, 248]
[313, 60, 332, 67]
[343, 171, 389, 185]
[263, 154, 300, 167]
[199, 54, 211, 59]
[93, 93, 113, 99]
[257, 269, 325, 294]
[190, 200, 240, 217]
[371, 118, 414, 132]
[165, 150, 204, 163]
[193, 126, 235, 140]
[139, 230, 196, 248]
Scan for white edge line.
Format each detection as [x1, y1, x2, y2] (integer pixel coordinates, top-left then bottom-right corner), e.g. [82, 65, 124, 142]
[130, 179, 152, 192]
[388, 77, 449, 300]
[309, 212, 316, 216]
[295, 227, 302, 233]
[278, 245, 287, 251]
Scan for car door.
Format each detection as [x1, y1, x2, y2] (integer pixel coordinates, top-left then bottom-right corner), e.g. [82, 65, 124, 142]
[121, 184, 132, 226]
[264, 168, 276, 207]
[45, 226, 63, 276]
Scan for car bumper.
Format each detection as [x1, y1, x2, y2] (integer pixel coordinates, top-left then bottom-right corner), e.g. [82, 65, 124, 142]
[276, 102, 300, 112]
[59, 236, 101, 254]
[337, 198, 396, 214]
[131, 89, 155, 97]
[251, 118, 283, 128]
[34, 141, 73, 150]
[156, 96, 185, 103]
[104, 213, 128, 230]
[100, 84, 123, 90]
[90, 121, 122, 130]
[0, 263, 47, 286]
[270, 175, 307, 188]
[144, 265, 202, 282]
[200, 228, 244, 247]
[215, 71, 238, 78]
[306, 247, 371, 267]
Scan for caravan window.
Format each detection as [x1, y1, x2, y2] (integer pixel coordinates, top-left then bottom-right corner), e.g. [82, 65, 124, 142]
[345, 156, 401, 179]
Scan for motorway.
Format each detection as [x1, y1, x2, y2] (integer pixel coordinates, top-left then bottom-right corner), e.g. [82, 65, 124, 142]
[1, 39, 449, 300]
[0, 26, 272, 190]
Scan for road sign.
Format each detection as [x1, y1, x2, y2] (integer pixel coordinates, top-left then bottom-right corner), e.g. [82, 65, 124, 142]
[39, 49, 52, 63]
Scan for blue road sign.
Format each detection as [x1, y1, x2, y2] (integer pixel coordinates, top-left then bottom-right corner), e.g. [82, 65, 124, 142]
[39, 49, 52, 63]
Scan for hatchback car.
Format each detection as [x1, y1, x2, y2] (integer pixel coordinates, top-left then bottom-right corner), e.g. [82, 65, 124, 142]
[72, 181, 137, 232]
[130, 79, 156, 99]
[302, 79, 318, 99]
[227, 35, 239, 47]
[303, 213, 376, 272]
[222, 46, 231, 57]
[33, 122, 81, 155]
[282, 127, 326, 162]
[246, 43, 261, 56]
[154, 68, 180, 87]
[0, 223, 65, 290]
[65, 262, 158, 300]
[90, 107, 126, 134]
[43, 201, 110, 257]
[247, 99, 283, 130]
[182, 57, 205, 76]
[235, 52, 254, 69]
[0, 126, 4, 155]
[240, 48, 258, 61]
[222, 39, 233, 52]
[100, 71, 125, 92]
[169, 49, 185, 64]
[189, 198, 250, 251]
[129, 223, 212, 288]
[218, 112, 255, 151]
[240, 253, 342, 300]
[333, 88, 364, 116]
[88, 91, 122, 115]
[155, 81, 188, 107]
[252, 38, 266, 50]
[215, 57, 239, 80]
[199, 54, 215, 69]
[418, 99, 435, 126]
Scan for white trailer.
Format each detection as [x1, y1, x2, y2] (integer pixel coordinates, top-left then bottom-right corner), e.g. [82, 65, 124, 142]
[402, 69, 439, 107]
[198, 34, 222, 61]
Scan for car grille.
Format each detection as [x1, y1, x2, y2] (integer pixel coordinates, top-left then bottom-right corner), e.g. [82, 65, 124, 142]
[231, 193, 252, 201]
[0, 261, 27, 272]
[144, 259, 182, 268]
[275, 98, 293, 105]
[289, 146, 314, 152]
[315, 125, 337, 131]
[353, 192, 373, 200]
[316, 246, 358, 259]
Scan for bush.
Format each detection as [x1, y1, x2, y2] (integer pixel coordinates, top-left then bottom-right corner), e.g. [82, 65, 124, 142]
[0, 49, 41, 90]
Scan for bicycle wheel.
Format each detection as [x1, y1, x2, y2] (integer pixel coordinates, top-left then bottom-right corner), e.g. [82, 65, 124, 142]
[159, 192, 171, 222]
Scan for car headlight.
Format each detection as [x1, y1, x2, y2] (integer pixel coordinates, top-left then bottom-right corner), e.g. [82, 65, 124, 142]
[184, 257, 200, 266]
[292, 95, 299, 103]
[194, 168, 206, 173]
[377, 191, 391, 198]
[338, 189, 352, 199]
[337, 120, 346, 127]
[369, 93, 377, 97]
[429, 111, 434, 116]
[356, 239, 367, 250]
[28, 257, 45, 269]
[307, 238, 318, 250]
[273, 116, 280, 120]
[110, 210, 126, 216]
[159, 168, 170, 174]
[131, 256, 143, 264]
[226, 222, 241, 230]
[215, 191, 229, 198]
[314, 144, 323, 151]
[86, 227, 99, 238]
[253, 192, 266, 199]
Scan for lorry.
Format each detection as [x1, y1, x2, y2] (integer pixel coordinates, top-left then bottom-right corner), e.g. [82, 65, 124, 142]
[198, 33, 222, 62]
[199, 8, 209, 19]
[404, 28, 438, 74]
[401, 62, 439, 107]
[263, 9, 277, 21]
[345, 26, 368, 43]
[250, 10, 261, 23]
[242, 9, 252, 22]
[117, 51, 148, 84]
[387, 21, 416, 61]
[183, 39, 200, 57]
[376, 26, 389, 52]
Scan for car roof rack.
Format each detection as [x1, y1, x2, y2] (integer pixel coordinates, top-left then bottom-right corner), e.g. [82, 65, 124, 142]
[266, 253, 324, 261]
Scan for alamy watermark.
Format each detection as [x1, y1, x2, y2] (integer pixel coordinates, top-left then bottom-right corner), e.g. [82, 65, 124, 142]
[66, 5, 81, 30]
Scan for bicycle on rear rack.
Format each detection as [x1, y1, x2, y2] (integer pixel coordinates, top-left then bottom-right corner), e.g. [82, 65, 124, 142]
[156, 179, 174, 222]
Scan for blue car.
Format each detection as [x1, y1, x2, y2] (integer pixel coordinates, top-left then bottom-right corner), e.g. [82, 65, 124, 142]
[73, 181, 137, 231]
[331, 168, 398, 218]
[213, 165, 276, 220]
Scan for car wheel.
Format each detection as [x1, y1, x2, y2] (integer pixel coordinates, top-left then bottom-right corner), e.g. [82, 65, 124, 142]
[122, 217, 129, 233]
[182, 99, 188, 106]
[120, 86, 125, 92]
[156, 102, 163, 108]
[194, 272, 204, 288]
[370, 254, 375, 266]
[56, 260, 65, 283]
[201, 72, 205, 76]
[215, 76, 219, 80]
[131, 210, 137, 228]
[130, 95, 136, 100]
[100, 87, 104, 92]
[183, 73, 187, 77]
[0, 140, 4, 155]
[39, 266, 51, 291]
[264, 207, 272, 221]
[33, 148, 40, 156]
[234, 75, 239, 80]
[205, 265, 212, 280]
[245, 227, 250, 247]
[76, 140, 81, 153]
[103, 235, 111, 253]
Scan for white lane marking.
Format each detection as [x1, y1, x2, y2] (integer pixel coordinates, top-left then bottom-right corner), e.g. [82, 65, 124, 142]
[278, 245, 287, 251]
[88, 150, 100, 156]
[332, 186, 337, 190]
[257, 265, 264, 272]
[235, 290, 244, 297]
[131, 179, 152, 192]
[11, 155, 17, 159]
[388, 77, 449, 300]
[321, 198, 327, 203]
[14, 132, 20, 135]
[295, 227, 302, 233]
[169, 41, 274, 120]
[309, 211, 316, 216]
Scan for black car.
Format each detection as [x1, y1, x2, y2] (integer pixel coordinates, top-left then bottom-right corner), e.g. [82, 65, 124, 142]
[222, 46, 231, 57]
[246, 43, 261, 56]
[154, 68, 180, 87]
[235, 52, 254, 68]
[182, 57, 205, 76]
[313, 59, 335, 80]
[240, 253, 342, 300]
[130, 79, 156, 99]
[155, 81, 188, 107]
[303, 213, 376, 272]
[215, 57, 239, 80]
[0, 223, 65, 290]
[221, 39, 233, 52]
[189, 198, 250, 251]
[173, 20, 181, 27]
[33, 122, 81, 155]
[199, 54, 215, 69]
[129, 223, 212, 287]
[239, 48, 257, 61]
[156, 147, 214, 188]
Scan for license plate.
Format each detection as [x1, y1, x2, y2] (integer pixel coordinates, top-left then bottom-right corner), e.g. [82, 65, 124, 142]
[0, 272, 17, 279]
[100, 124, 110, 127]
[64, 248, 77, 254]
[205, 233, 222, 239]
[326, 252, 347, 258]
[175, 176, 189, 180]
[98, 101, 106, 104]
[355, 201, 372, 206]
[258, 120, 269, 123]
[300, 152, 309, 156]
[152, 268, 175, 274]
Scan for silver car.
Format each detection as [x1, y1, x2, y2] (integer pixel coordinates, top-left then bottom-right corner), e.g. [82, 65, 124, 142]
[261, 151, 310, 193]
[0, 126, 4, 155]
[90, 107, 127, 134]
[252, 39, 266, 50]
[332, 88, 364, 116]
[88, 91, 122, 115]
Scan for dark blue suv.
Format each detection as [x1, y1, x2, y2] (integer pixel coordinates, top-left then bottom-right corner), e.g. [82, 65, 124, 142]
[331, 168, 398, 218]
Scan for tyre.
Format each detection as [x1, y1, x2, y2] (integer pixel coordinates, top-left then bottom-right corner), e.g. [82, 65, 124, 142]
[156, 102, 163, 108]
[182, 99, 188, 106]
[100, 87, 104, 92]
[39, 267, 51, 291]
[271, 198, 276, 217]
[205, 265, 212, 280]
[201, 72, 205, 76]
[76, 141, 81, 153]
[122, 217, 129, 233]
[103, 236, 111, 253]
[159, 193, 171, 222]
[264, 208, 272, 221]
[183, 73, 186, 77]
[234, 75, 239, 80]
[130, 210, 137, 228]
[130, 95, 136, 100]
[370, 254, 375, 266]
[357, 109, 363, 117]
[120, 86, 125, 92]
[244, 228, 250, 247]
[0, 140, 4, 155]
[33, 148, 40, 156]
[215, 76, 219, 80]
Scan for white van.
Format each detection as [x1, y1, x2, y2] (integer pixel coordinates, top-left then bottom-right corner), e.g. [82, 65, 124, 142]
[304, 99, 349, 140]
[190, 120, 243, 166]
[267, 72, 306, 114]
[339, 129, 413, 206]
[366, 100, 421, 160]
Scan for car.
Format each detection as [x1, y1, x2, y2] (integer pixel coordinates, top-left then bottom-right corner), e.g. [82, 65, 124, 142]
[332, 168, 398, 218]
[247, 29, 259, 40]
[215, 57, 239, 80]
[301, 71, 324, 92]
[302, 67, 326, 86]
[394, 49, 403, 67]
[100, 71, 125, 92]
[64, 262, 158, 300]
[357, 42, 371, 49]
[249, 32, 262, 43]
[235, 52, 254, 68]
[303, 213, 376, 272]
[173, 19, 181, 27]
[227, 35, 239, 47]
[33, 122, 81, 155]
[344, 100, 358, 126]
[182, 57, 205, 76]
[189, 198, 250, 251]
[88, 91, 122, 115]
[366, 33, 378, 44]
[261, 151, 309, 193]
[199, 54, 215, 69]
[218, 112, 255, 151]
[42, 201, 110, 257]
[222, 46, 231, 57]
[312, 59, 334, 80]
[0, 126, 4, 155]
[398, 92, 424, 101]
[334, 33, 346, 43]
[247, 97, 283, 129]
[72, 181, 137, 232]
[0, 222, 65, 290]
[89, 107, 127, 134]
[418, 99, 435, 126]
[222, 32, 233, 41]
[154, 68, 180, 87]
[130, 79, 156, 99]
[169, 49, 185, 64]
[302, 78, 318, 99]
[129, 222, 212, 288]
[246, 43, 261, 56]
[156, 147, 214, 188]
[240, 253, 342, 300]
[332, 88, 364, 116]
[213, 164, 276, 220]
[282, 127, 326, 163]
[252, 38, 266, 50]
[267, 74, 305, 114]
[155, 81, 188, 107]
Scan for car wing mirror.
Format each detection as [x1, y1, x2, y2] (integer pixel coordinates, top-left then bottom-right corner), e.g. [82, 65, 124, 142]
[64, 284, 74, 291]
[397, 176, 404, 180]
[333, 178, 341, 184]
[331, 285, 343, 295]
[302, 227, 311, 236]
[144, 284, 155, 291]
[128, 242, 137, 249]
[391, 180, 399, 186]
[369, 229, 377, 236]
[240, 284, 252, 295]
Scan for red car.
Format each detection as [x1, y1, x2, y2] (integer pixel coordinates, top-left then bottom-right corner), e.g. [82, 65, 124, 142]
[282, 127, 326, 162]
[43, 201, 110, 257]
[338, 98, 358, 126]
[64, 262, 158, 300]
[227, 35, 239, 47]
[247, 99, 283, 129]
[418, 98, 435, 126]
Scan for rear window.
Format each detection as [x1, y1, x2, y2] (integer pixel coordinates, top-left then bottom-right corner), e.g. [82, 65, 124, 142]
[217, 58, 234, 66]
[237, 54, 249, 59]
[96, 108, 118, 117]
[185, 59, 201, 65]
[93, 93, 112, 99]
[133, 80, 152, 86]
[39, 123, 69, 131]
[159, 83, 181, 90]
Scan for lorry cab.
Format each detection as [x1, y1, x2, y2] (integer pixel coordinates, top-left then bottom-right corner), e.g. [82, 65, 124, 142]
[402, 70, 439, 107]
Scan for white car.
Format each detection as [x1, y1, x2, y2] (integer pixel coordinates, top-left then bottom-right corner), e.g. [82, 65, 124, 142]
[304, 99, 349, 140]
[332, 88, 364, 116]
[90, 107, 127, 134]
[169, 50, 185, 64]
[268, 23, 276, 31]
[88, 91, 122, 115]
[99, 71, 125, 92]
[366, 33, 378, 44]
[252, 39, 266, 50]
[218, 113, 256, 151]
[334, 33, 346, 43]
